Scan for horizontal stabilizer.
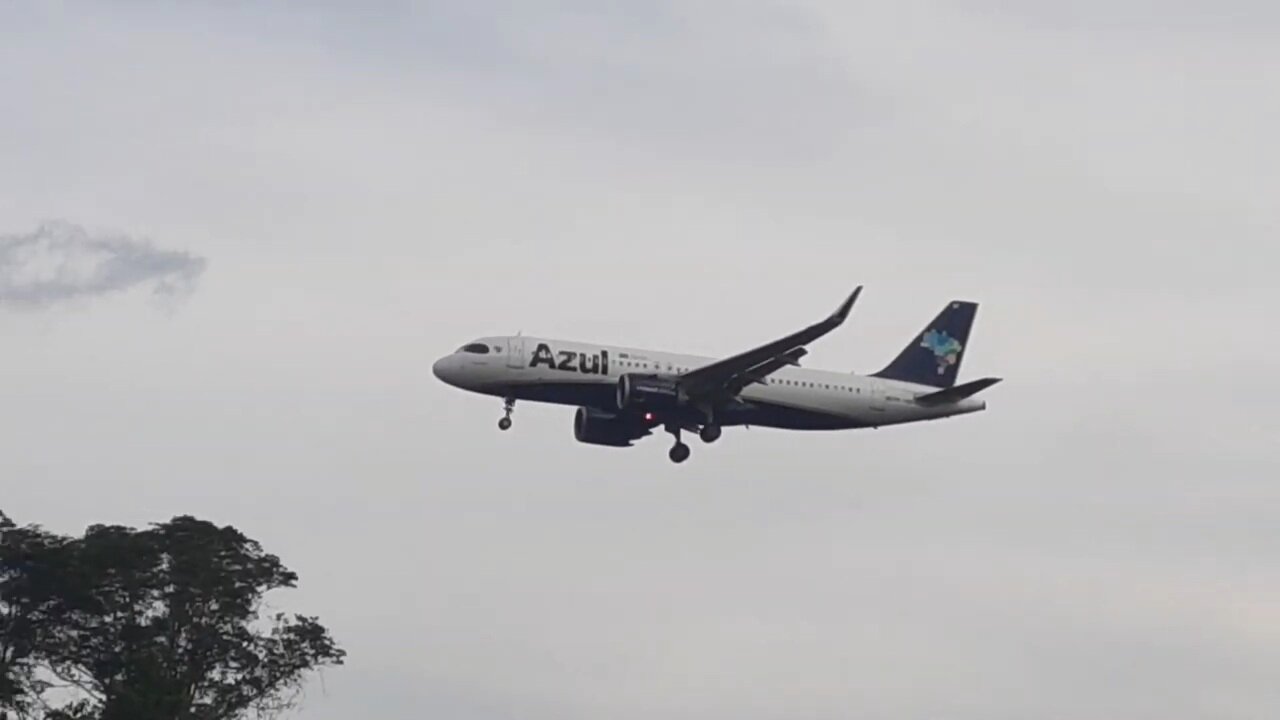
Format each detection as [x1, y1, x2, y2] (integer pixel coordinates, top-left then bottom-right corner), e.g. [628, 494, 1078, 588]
[914, 377, 1002, 406]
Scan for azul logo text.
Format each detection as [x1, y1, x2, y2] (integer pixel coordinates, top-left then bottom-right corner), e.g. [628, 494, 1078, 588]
[530, 343, 611, 375]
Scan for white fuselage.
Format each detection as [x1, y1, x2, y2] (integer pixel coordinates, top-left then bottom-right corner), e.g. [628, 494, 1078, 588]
[433, 335, 986, 430]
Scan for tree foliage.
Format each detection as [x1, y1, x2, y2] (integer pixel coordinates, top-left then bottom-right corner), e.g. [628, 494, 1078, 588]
[0, 512, 344, 720]
[1, 511, 71, 719]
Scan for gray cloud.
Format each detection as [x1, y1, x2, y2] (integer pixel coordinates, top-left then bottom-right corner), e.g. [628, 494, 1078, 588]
[0, 221, 206, 308]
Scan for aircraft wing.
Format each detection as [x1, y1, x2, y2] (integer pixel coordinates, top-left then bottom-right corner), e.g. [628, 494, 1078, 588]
[679, 286, 862, 400]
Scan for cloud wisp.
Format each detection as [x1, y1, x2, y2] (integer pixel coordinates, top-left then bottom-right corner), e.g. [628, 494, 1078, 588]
[0, 221, 207, 309]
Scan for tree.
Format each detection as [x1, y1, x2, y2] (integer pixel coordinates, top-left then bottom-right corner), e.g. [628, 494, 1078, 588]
[1, 512, 70, 720]
[0, 513, 344, 720]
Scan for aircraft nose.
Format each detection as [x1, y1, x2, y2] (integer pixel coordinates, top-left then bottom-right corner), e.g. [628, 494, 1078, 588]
[432, 356, 451, 382]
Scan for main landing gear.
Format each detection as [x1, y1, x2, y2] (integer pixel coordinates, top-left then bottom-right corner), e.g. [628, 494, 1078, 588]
[666, 421, 721, 463]
[696, 404, 721, 444]
[666, 424, 691, 464]
[699, 423, 722, 444]
[498, 397, 515, 431]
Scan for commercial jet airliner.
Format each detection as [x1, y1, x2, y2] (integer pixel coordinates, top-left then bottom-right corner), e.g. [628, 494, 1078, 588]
[432, 287, 1000, 463]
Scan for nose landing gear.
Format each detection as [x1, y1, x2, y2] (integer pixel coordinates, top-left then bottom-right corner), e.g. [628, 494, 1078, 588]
[498, 397, 515, 431]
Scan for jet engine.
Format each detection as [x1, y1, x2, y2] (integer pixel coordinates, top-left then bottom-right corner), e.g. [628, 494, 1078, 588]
[573, 407, 651, 447]
[615, 373, 684, 411]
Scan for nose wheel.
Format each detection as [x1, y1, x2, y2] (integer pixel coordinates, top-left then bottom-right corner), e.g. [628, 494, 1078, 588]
[699, 424, 722, 444]
[498, 397, 515, 431]
[665, 424, 691, 463]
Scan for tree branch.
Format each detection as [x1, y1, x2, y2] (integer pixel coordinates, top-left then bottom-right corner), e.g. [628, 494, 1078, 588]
[46, 666, 103, 703]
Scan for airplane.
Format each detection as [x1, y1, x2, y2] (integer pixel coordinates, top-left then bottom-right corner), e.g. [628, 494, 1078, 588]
[432, 287, 1000, 463]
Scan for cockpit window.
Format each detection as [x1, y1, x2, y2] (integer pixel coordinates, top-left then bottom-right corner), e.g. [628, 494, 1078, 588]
[459, 343, 490, 354]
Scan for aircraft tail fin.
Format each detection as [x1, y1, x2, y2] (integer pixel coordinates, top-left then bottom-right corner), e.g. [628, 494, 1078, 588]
[871, 300, 978, 388]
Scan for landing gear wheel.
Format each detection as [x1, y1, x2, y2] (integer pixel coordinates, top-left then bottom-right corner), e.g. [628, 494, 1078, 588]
[665, 423, 690, 463]
[498, 397, 515, 431]
[699, 424, 722, 444]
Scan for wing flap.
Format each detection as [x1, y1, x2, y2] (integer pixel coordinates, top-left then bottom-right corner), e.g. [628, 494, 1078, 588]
[724, 348, 808, 395]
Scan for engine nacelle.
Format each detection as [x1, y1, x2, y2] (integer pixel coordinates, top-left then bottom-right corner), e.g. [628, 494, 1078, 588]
[573, 407, 648, 447]
[616, 373, 683, 411]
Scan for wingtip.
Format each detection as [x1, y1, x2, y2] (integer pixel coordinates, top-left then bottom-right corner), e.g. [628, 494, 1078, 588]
[830, 285, 863, 323]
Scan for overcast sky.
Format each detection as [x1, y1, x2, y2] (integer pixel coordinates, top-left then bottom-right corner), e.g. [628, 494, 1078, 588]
[2, 2, 1277, 718]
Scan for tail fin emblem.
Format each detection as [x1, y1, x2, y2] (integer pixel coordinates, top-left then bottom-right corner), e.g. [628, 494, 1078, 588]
[920, 329, 963, 375]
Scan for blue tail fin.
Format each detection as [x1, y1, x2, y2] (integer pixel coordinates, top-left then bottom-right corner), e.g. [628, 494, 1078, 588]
[871, 301, 978, 388]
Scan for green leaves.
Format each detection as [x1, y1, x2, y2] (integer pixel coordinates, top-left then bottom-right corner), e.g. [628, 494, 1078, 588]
[0, 512, 344, 720]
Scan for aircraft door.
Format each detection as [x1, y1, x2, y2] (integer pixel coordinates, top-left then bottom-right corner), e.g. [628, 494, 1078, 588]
[868, 379, 887, 413]
[506, 336, 526, 369]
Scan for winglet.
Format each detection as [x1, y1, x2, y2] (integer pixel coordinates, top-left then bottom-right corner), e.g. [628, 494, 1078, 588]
[828, 285, 863, 325]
